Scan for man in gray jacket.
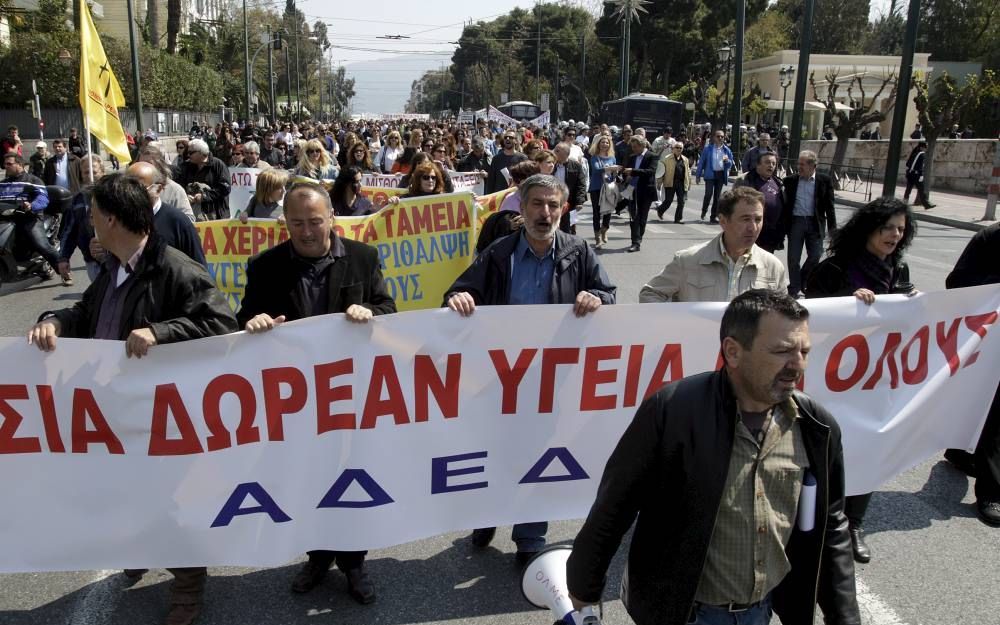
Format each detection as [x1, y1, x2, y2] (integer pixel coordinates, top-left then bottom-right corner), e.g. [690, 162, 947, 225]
[639, 186, 788, 302]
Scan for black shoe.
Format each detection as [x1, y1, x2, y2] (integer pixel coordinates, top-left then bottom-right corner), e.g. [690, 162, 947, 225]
[626, 244, 640, 253]
[470, 527, 496, 548]
[849, 525, 871, 563]
[700, 210, 707, 221]
[708, 218, 719, 224]
[290, 559, 331, 594]
[515, 550, 539, 567]
[656, 208, 665, 220]
[674, 220, 684, 224]
[345, 566, 376, 604]
[977, 500, 1000, 527]
[944, 449, 976, 476]
[924, 203, 937, 210]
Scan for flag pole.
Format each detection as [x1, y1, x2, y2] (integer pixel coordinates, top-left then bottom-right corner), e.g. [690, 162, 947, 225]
[80, 0, 94, 185]
[84, 124, 95, 184]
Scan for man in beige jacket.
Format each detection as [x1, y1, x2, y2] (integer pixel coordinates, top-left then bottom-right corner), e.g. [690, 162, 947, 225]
[654, 142, 692, 222]
[639, 185, 788, 302]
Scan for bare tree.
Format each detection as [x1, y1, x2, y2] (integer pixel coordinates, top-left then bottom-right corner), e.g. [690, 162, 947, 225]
[913, 72, 980, 202]
[810, 68, 897, 177]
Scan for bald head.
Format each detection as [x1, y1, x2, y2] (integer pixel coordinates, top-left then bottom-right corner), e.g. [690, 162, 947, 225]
[126, 161, 164, 201]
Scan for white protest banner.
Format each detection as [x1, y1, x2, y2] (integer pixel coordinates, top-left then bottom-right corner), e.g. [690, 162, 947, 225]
[360, 172, 403, 189]
[449, 170, 484, 196]
[1, 288, 998, 571]
[488, 105, 518, 127]
[228, 166, 260, 218]
[380, 113, 429, 121]
[528, 111, 550, 127]
[458, 111, 475, 124]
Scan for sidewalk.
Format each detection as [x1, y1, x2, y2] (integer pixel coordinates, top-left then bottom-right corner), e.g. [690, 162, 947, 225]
[835, 186, 996, 232]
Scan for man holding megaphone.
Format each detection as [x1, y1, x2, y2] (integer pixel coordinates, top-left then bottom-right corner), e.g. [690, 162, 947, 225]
[566, 290, 860, 625]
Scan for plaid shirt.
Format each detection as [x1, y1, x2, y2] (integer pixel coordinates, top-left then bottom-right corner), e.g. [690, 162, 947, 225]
[695, 399, 810, 605]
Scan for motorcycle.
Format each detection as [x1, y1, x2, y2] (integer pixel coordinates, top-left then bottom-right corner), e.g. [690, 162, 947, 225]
[0, 185, 72, 290]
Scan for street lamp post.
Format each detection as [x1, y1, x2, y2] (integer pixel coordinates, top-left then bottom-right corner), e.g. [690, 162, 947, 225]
[779, 65, 795, 130]
[267, 26, 276, 125]
[717, 44, 731, 129]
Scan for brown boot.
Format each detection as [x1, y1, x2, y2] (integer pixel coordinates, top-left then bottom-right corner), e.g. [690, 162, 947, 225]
[291, 558, 331, 594]
[164, 603, 201, 625]
[600, 227, 608, 244]
[345, 565, 376, 604]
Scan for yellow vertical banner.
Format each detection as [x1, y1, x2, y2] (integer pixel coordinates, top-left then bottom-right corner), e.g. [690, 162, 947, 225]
[78, 0, 131, 163]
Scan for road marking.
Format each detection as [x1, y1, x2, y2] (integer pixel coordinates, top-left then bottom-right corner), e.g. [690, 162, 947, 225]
[67, 569, 123, 625]
[645, 225, 675, 235]
[688, 224, 719, 235]
[856, 578, 909, 625]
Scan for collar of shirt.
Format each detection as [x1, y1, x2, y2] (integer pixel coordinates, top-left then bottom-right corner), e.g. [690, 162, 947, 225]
[113, 236, 149, 287]
[289, 233, 346, 265]
[800, 172, 816, 183]
[718, 234, 752, 266]
[514, 229, 556, 261]
[152, 199, 162, 216]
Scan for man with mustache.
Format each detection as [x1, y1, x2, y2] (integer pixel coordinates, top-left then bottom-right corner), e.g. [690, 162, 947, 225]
[638, 186, 787, 303]
[568, 289, 860, 625]
[443, 174, 616, 565]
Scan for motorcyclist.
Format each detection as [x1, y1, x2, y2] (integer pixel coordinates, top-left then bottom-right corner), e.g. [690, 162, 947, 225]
[1, 152, 61, 282]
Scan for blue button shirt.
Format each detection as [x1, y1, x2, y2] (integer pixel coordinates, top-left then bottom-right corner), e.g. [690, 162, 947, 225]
[793, 175, 817, 217]
[509, 231, 555, 305]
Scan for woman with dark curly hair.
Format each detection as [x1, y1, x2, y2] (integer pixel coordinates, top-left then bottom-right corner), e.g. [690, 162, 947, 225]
[805, 196, 917, 565]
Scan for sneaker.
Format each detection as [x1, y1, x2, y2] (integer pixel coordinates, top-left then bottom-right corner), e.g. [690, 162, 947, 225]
[62, 274, 73, 287]
[977, 500, 1000, 527]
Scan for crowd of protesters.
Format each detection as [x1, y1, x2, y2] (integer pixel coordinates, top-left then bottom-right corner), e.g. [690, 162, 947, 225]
[5, 106, 999, 625]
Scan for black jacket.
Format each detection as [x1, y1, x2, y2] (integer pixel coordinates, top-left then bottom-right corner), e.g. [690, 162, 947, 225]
[45, 234, 237, 342]
[443, 229, 616, 306]
[625, 150, 658, 204]
[567, 369, 860, 625]
[236, 236, 396, 327]
[177, 156, 232, 221]
[154, 203, 207, 266]
[738, 171, 785, 251]
[804, 255, 913, 298]
[43, 153, 80, 192]
[485, 151, 527, 195]
[560, 159, 588, 209]
[782, 172, 836, 239]
[457, 151, 491, 173]
[946, 222, 1000, 288]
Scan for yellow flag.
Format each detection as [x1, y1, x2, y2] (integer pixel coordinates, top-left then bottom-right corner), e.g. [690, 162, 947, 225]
[78, 0, 131, 164]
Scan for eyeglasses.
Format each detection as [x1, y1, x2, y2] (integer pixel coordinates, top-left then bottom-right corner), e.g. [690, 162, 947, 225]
[420, 175, 437, 181]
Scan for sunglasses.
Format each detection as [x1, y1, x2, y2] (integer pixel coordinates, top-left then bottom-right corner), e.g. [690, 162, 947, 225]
[420, 175, 437, 181]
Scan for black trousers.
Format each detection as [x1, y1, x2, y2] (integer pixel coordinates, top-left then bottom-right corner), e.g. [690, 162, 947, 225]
[845, 493, 872, 527]
[903, 172, 929, 206]
[947, 381, 1000, 501]
[307, 550, 367, 571]
[589, 191, 610, 235]
[662, 187, 686, 222]
[628, 192, 653, 245]
[15, 214, 60, 272]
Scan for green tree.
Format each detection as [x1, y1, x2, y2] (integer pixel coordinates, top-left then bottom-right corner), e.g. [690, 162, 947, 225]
[774, 0, 871, 54]
[913, 71, 984, 199]
[744, 11, 794, 60]
[918, 0, 999, 70]
[862, 0, 904, 55]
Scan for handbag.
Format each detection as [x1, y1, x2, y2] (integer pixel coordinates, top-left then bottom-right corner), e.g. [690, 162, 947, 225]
[599, 177, 621, 216]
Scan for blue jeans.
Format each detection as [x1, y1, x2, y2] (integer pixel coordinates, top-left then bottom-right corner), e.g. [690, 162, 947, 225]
[510, 522, 548, 552]
[687, 595, 772, 625]
[786, 216, 823, 296]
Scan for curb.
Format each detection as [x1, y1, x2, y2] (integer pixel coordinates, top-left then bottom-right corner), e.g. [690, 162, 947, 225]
[836, 198, 991, 232]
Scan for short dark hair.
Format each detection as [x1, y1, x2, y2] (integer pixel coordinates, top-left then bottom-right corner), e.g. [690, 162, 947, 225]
[284, 181, 332, 213]
[52, 138, 66, 147]
[718, 185, 764, 218]
[89, 173, 154, 235]
[4, 151, 25, 165]
[720, 289, 810, 349]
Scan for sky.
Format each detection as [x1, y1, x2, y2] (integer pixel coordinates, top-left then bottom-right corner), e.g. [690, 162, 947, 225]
[294, 0, 541, 114]
[289, 0, 897, 114]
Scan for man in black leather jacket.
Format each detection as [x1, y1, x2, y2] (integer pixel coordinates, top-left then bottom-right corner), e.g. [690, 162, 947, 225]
[567, 289, 860, 625]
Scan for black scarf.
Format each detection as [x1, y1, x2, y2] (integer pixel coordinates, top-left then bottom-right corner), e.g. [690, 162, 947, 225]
[854, 250, 894, 294]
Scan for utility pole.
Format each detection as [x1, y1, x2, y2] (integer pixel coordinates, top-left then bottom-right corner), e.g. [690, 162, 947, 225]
[125, 0, 144, 133]
[507, 35, 513, 102]
[460, 73, 466, 110]
[883, 0, 921, 197]
[535, 3, 541, 104]
[243, 0, 251, 122]
[285, 44, 291, 120]
[267, 26, 275, 125]
[555, 56, 561, 125]
[580, 32, 586, 121]
[788, 0, 815, 164]
[731, 0, 746, 156]
[293, 6, 301, 121]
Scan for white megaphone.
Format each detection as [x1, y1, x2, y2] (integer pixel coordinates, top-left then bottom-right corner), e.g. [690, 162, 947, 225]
[521, 545, 601, 625]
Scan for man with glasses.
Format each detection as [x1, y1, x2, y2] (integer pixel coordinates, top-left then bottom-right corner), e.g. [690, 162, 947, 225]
[695, 130, 735, 224]
[484, 131, 527, 194]
[126, 161, 206, 265]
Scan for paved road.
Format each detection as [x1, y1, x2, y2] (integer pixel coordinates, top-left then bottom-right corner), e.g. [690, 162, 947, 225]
[0, 186, 996, 625]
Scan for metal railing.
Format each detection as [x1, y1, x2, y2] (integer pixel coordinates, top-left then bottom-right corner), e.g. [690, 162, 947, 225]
[776, 158, 875, 203]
